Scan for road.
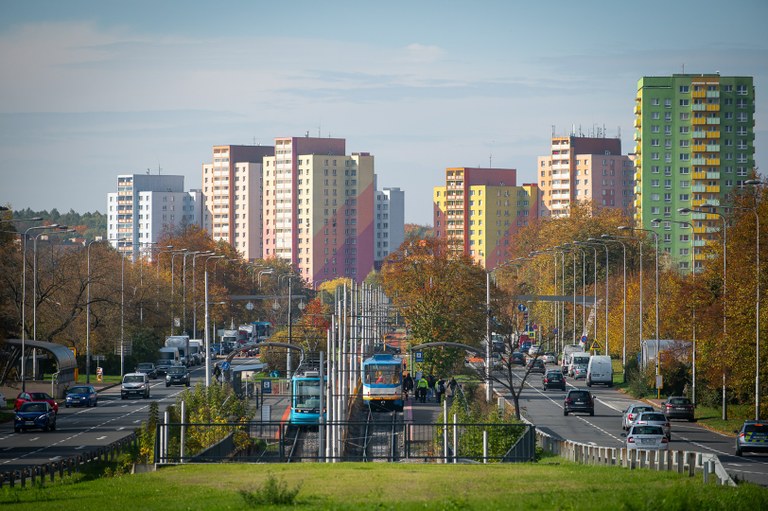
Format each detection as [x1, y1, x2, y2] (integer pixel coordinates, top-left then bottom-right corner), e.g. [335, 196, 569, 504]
[497, 363, 768, 486]
[0, 364, 210, 474]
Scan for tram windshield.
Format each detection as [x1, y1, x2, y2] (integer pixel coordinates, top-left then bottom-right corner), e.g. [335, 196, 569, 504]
[365, 364, 401, 384]
[294, 380, 321, 410]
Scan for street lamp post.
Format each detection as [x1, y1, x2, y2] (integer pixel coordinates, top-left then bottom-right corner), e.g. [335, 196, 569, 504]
[204, 255, 224, 387]
[745, 179, 764, 420]
[20, 223, 59, 390]
[191, 251, 214, 338]
[85, 238, 107, 384]
[602, 235, 627, 379]
[620, 224, 660, 398]
[170, 249, 188, 334]
[671, 220, 697, 404]
[182, 251, 201, 335]
[32, 226, 73, 380]
[588, 238, 611, 356]
[679, 205, 728, 419]
[574, 242, 598, 349]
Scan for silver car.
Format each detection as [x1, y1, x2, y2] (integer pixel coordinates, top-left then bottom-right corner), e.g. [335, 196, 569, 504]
[624, 424, 669, 451]
[633, 411, 671, 440]
[622, 404, 655, 430]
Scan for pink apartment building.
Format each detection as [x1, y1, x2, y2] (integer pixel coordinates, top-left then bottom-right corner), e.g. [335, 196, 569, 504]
[537, 136, 635, 218]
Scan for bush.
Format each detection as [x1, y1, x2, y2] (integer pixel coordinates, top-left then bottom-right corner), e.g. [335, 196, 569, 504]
[239, 474, 301, 506]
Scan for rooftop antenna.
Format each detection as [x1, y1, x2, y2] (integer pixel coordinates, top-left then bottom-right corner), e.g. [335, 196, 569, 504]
[157, 164, 162, 175]
[682, 63, 685, 74]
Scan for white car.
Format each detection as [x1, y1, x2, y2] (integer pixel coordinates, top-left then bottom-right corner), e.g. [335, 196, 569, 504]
[633, 411, 671, 440]
[528, 345, 541, 356]
[624, 424, 669, 451]
[622, 404, 655, 430]
[541, 352, 557, 364]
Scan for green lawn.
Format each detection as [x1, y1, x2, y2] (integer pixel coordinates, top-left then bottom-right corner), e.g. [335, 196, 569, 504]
[0, 460, 765, 510]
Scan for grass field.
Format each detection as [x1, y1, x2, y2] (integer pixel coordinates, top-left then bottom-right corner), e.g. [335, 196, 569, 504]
[1, 459, 766, 510]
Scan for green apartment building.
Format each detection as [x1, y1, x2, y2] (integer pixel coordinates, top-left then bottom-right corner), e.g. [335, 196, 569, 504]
[634, 74, 756, 272]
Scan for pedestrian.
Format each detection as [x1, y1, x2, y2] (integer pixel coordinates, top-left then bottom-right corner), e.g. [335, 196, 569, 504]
[403, 372, 414, 400]
[427, 374, 436, 402]
[448, 377, 457, 398]
[436, 378, 446, 404]
[416, 376, 428, 403]
[213, 363, 222, 383]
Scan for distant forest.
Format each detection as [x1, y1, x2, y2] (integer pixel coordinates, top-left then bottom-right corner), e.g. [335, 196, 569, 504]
[8, 208, 428, 245]
[12, 208, 107, 241]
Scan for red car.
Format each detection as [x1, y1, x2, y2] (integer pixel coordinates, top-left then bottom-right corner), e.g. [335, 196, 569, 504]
[14, 391, 59, 414]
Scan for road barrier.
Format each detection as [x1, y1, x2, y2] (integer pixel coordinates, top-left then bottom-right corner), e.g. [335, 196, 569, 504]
[0, 432, 137, 489]
[535, 428, 735, 486]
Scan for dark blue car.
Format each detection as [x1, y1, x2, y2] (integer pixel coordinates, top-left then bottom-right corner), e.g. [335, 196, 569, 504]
[15, 402, 57, 432]
[65, 385, 98, 407]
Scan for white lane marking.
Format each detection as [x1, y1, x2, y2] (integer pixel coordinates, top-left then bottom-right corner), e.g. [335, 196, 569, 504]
[96, 436, 107, 440]
[74, 445, 85, 450]
[28, 437, 40, 442]
[49, 456, 62, 461]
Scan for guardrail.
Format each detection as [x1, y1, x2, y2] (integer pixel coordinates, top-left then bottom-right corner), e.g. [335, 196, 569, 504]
[536, 428, 735, 486]
[0, 432, 137, 489]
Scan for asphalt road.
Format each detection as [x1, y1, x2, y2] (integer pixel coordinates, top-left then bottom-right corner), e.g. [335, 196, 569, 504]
[497, 363, 768, 486]
[0, 365, 209, 474]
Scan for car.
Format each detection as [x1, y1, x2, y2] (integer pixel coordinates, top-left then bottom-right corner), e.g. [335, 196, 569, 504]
[14, 391, 59, 414]
[568, 353, 590, 379]
[121, 372, 151, 399]
[65, 385, 98, 408]
[736, 420, 768, 456]
[14, 401, 57, 432]
[624, 424, 669, 451]
[633, 411, 671, 440]
[563, 389, 594, 416]
[165, 365, 191, 387]
[528, 345, 541, 356]
[542, 370, 566, 391]
[509, 352, 525, 366]
[135, 362, 158, 379]
[661, 396, 695, 422]
[542, 352, 557, 364]
[526, 358, 546, 374]
[622, 404, 655, 430]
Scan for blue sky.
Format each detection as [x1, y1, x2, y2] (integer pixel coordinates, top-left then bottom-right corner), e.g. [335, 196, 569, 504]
[1, 0, 767, 224]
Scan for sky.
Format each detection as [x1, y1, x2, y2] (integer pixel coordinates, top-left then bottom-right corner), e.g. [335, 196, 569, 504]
[1, 0, 767, 225]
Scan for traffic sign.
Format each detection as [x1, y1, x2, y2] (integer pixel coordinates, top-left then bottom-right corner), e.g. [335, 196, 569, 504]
[261, 379, 272, 394]
[246, 301, 254, 311]
[220, 361, 231, 371]
[517, 304, 527, 312]
[589, 340, 602, 352]
[581, 335, 588, 343]
[415, 351, 423, 363]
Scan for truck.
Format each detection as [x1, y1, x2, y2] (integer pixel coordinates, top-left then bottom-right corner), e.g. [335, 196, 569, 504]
[156, 347, 180, 375]
[188, 339, 204, 366]
[165, 335, 191, 366]
[220, 329, 239, 353]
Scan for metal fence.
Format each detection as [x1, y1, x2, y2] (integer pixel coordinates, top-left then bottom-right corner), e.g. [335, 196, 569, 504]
[154, 420, 536, 464]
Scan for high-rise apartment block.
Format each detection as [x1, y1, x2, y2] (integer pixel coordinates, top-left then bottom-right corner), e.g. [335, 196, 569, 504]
[537, 134, 635, 218]
[262, 136, 376, 284]
[433, 167, 539, 269]
[107, 174, 202, 260]
[634, 74, 755, 272]
[202, 145, 274, 262]
[374, 186, 405, 266]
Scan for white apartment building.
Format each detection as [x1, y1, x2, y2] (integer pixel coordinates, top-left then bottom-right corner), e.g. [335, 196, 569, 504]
[374, 187, 405, 265]
[107, 174, 201, 261]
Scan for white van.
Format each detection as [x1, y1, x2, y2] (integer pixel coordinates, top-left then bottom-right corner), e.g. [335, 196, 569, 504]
[561, 344, 583, 374]
[587, 355, 613, 387]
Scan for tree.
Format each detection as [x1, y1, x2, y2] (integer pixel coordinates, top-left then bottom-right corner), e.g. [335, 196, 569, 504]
[382, 238, 487, 374]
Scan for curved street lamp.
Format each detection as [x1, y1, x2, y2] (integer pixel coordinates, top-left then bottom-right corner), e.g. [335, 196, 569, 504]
[679, 205, 728, 419]
[20, 223, 60, 390]
[619, 223, 661, 399]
